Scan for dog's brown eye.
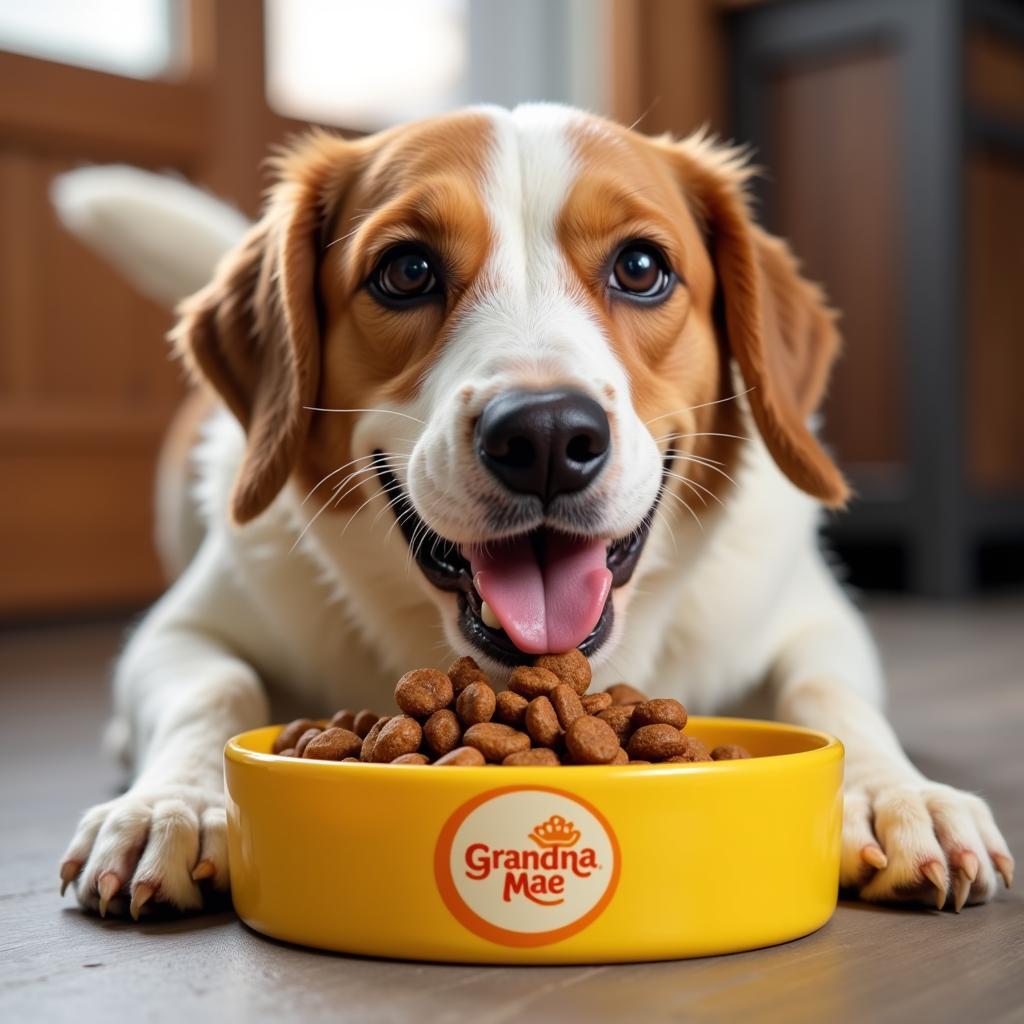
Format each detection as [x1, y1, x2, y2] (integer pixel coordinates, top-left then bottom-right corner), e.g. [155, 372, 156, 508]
[371, 244, 441, 304]
[609, 242, 674, 303]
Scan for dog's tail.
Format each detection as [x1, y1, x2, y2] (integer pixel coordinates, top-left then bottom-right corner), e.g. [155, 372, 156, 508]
[50, 165, 250, 308]
[52, 167, 251, 579]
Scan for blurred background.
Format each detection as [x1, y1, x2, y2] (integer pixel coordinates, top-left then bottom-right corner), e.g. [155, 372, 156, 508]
[0, 0, 1021, 620]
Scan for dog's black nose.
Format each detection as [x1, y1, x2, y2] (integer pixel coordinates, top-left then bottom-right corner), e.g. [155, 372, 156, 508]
[476, 388, 611, 502]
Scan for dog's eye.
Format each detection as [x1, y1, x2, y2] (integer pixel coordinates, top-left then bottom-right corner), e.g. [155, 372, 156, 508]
[609, 242, 675, 302]
[370, 245, 441, 304]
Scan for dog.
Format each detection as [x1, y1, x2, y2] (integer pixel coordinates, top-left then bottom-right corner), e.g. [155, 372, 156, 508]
[54, 104, 1012, 920]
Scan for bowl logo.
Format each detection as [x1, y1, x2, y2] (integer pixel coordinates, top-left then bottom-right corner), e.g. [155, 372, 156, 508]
[434, 786, 620, 947]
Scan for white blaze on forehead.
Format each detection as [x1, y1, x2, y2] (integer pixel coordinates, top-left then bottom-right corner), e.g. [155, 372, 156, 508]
[416, 102, 625, 398]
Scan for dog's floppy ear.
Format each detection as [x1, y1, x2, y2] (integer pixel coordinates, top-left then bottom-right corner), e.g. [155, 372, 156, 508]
[173, 132, 352, 523]
[667, 134, 849, 507]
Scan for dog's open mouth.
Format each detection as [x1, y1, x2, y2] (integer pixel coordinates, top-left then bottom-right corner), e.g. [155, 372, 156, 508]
[374, 452, 662, 666]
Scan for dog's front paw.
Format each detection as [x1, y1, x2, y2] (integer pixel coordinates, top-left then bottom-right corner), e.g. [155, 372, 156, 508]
[841, 778, 1013, 912]
[59, 784, 229, 919]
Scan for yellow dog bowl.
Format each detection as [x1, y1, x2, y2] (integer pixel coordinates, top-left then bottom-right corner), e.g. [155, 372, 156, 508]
[224, 717, 843, 964]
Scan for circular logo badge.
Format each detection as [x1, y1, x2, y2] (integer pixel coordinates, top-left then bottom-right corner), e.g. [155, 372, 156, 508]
[434, 786, 620, 947]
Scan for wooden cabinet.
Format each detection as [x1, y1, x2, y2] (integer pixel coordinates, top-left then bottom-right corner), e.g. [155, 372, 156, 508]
[731, 0, 1024, 595]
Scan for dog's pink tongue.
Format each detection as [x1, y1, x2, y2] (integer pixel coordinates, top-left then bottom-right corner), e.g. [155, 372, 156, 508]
[469, 534, 612, 655]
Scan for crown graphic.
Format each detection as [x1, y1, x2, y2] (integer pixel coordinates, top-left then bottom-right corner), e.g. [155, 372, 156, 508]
[529, 814, 581, 848]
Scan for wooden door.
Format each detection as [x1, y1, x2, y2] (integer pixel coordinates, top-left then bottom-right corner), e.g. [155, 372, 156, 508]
[0, 2, 299, 618]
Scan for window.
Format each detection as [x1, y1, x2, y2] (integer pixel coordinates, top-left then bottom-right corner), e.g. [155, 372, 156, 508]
[265, 0, 467, 131]
[0, 0, 179, 79]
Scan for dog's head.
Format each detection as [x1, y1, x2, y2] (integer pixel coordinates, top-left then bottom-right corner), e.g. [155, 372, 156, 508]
[175, 104, 846, 669]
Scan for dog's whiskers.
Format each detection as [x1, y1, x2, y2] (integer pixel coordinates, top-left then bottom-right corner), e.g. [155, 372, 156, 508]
[303, 406, 425, 425]
[644, 388, 754, 427]
[673, 453, 739, 489]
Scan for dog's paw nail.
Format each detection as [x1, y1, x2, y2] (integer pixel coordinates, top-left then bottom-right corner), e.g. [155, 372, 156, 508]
[860, 844, 887, 871]
[992, 853, 1014, 889]
[957, 851, 979, 884]
[191, 860, 216, 882]
[97, 871, 121, 918]
[130, 882, 155, 921]
[952, 869, 972, 914]
[59, 860, 81, 897]
[921, 860, 948, 909]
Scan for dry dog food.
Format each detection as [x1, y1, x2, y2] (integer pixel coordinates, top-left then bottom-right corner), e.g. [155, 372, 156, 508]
[272, 649, 753, 766]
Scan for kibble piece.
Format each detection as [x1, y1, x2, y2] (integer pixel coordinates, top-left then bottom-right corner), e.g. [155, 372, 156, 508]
[628, 759, 651, 765]
[627, 723, 687, 761]
[597, 705, 635, 743]
[565, 716, 621, 765]
[631, 698, 688, 731]
[295, 727, 323, 757]
[525, 695, 561, 748]
[423, 708, 462, 757]
[395, 668, 454, 718]
[534, 650, 592, 695]
[611, 747, 629, 765]
[550, 684, 586, 729]
[273, 718, 319, 754]
[448, 656, 489, 694]
[508, 666, 561, 700]
[581, 692, 613, 714]
[463, 722, 531, 762]
[391, 752, 430, 765]
[353, 709, 380, 738]
[371, 715, 423, 763]
[668, 735, 713, 762]
[434, 745, 487, 766]
[330, 708, 356, 731]
[456, 680, 496, 726]
[302, 727, 363, 761]
[605, 682, 649, 706]
[279, 747, 297, 758]
[360, 715, 391, 761]
[494, 690, 529, 728]
[341, 756, 360, 763]
[503, 747, 560, 766]
[711, 743, 752, 761]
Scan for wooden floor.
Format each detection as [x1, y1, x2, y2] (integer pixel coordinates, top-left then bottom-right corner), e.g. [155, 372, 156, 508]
[1, 599, 1022, 1024]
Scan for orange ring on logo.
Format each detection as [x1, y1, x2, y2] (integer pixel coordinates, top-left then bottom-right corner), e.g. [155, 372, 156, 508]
[434, 785, 621, 948]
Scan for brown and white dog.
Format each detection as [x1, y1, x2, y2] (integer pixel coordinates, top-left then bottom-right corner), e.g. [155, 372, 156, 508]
[54, 104, 1012, 919]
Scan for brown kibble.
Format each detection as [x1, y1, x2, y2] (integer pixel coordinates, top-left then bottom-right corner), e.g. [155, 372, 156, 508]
[596, 705, 635, 743]
[448, 656, 489, 694]
[605, 682, 649, 706]
[341, 756, 360, 762]
[391, 752, 430, 765]
[525, 696, 561, 748]
[279, 747, 297, 758]
[550, 684, 586, 729]
[494, 690, 529, 728]
[711, 743, 752, 761]
[371, 715, 423, 762]
[565, 716, 620, 764]
[273, 718, 319, 754]
[295, 727, 323, 757]
[628, 759, 651, 765]
[581, 692, 612, 714]
[423, 708, 462, 757]
[360, 715, 391, 761]
[503, 747, 561, 766]
[353, 709, 380, 738]
[434, 745, 487, 766]
[395, 668, 454, 718]
[508, 666, 561, 700]
[631, 698, 688, 730]
[302, 727, 363, 761]
[611, 747, 629, 765]
[463, 722, 531, 762]
[627, 723, 686, 761]
[534, 650, 591, 694]
[456, 680, 496, 726]
[670, 735, 713, 762]
[330, 708, 356, 731]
